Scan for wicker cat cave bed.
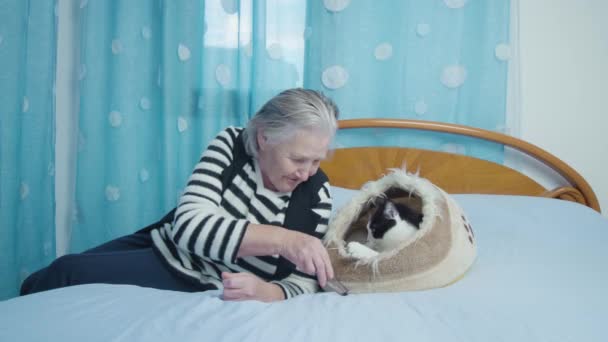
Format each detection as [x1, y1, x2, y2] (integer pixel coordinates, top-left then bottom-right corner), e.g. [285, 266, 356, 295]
[324, 169, 477, 294]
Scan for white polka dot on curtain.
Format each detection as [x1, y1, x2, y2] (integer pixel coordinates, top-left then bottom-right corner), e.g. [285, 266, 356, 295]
[322, 65, 349, 89]
[177, 117, 188, 132]
[215, 64, 231, 87]
[20, 182, 29, 200]
[441, 65, 467, 88]
[444, 0, 467, 9]
[267, 43, 283, 60]
[139, 168, 150, 183]
[178, 44, 191, 61]
[414, 100, 428, 116]
[139, 97, 151, 110]
[109, 110, 122, 127]
[495, 43, 511, 61]
[22, 96, 29, 113]
[324, 0, 351, 12]
[111, 39, 123, 54]
[374, 43, 393, 60]
[105, 185, 121, 201]
[141, 26, 152, 40]
[416, 23, 431, 37]
[221, 0, 239, 14]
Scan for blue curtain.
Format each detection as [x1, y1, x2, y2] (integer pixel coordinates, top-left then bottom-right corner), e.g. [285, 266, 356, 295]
[305, 0, 511, 161]
[0, 0, 511, 298]
[0, 1, 57, 300]
[71, 0, 511, 252]
[71, 0, 306, 252]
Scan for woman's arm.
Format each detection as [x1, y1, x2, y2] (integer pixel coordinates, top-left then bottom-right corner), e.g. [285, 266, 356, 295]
[271, 182, 334, 298]
[170, 127, 250, 264]
[240, 182, 335, 298]
[237, 223, 333, 287]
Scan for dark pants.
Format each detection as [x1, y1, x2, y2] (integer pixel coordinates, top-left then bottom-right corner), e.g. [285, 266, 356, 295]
[20, 226, 213, 296]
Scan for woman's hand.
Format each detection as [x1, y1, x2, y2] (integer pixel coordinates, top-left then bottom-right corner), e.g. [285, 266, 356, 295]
[237, 224, 335, 288]
[278, 230, 334, 288]
[221, 272, 285, 302]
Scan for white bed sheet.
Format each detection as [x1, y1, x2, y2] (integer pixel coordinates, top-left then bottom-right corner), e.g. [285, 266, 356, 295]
[1, 194, 607, 342]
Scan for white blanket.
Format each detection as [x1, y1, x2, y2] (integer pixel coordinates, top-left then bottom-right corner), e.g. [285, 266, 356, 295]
[1, 195, 607, 342]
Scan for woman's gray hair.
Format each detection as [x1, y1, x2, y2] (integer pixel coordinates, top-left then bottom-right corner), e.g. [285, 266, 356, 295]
[243, 88, 339, 157]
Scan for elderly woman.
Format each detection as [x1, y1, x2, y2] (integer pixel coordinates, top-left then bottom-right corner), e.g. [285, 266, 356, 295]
[21, 88, 339, 302]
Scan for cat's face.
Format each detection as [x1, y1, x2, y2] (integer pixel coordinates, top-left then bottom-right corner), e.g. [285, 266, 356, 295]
[367, 199, 400, 239]
[366, 198, 423, 246]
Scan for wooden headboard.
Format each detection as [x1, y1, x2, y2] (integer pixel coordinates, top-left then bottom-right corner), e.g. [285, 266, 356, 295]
[320, 119, 601, 213]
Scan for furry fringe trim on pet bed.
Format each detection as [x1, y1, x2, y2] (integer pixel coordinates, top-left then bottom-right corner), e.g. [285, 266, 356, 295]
[324, 169, 477, 294]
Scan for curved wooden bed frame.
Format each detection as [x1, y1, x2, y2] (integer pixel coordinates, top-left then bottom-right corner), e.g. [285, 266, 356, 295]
[320, 119, 601, 213]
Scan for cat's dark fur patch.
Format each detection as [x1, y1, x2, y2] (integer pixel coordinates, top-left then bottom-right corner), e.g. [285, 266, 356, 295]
[368, 197, 423, 239]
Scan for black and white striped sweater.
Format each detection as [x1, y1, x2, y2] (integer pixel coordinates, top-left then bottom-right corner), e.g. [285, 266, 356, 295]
[151, 127, 333, 299]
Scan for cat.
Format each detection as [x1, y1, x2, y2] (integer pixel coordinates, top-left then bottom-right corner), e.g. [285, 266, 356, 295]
[346, 197, 423, 260]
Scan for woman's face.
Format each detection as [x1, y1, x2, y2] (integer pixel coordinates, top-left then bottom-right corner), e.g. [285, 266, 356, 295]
[257, 128, 330, 193]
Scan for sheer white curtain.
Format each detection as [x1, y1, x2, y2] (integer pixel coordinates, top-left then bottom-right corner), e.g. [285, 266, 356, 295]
[56, 0, 80, 257]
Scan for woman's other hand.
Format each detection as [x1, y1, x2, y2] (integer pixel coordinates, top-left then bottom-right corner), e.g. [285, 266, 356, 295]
[278, 230, 334, 288]
[237, 224, 335, 288]
[221, 272, 284, 302]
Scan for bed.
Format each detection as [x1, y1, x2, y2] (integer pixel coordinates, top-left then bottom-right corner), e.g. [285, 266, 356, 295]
[1, 119, 606, 342]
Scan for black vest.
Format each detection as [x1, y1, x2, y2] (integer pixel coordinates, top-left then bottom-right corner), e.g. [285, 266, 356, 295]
[150, 131, 328, 280]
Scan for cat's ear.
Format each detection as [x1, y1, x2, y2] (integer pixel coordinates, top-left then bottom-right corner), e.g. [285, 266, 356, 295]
[383, 200, 399, 218]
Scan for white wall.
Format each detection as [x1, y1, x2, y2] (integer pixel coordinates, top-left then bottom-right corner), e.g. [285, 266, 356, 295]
[519, 0, 608, 215]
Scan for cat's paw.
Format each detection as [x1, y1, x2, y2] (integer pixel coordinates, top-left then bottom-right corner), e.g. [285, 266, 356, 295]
[346, 241, 379, 260]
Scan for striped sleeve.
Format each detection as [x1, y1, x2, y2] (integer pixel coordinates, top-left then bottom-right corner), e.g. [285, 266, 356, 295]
[271, 181, 333, 299]
[271, 271, 319, 299]
[310, 181, 333, 237]
[170, 127, 249, 264]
